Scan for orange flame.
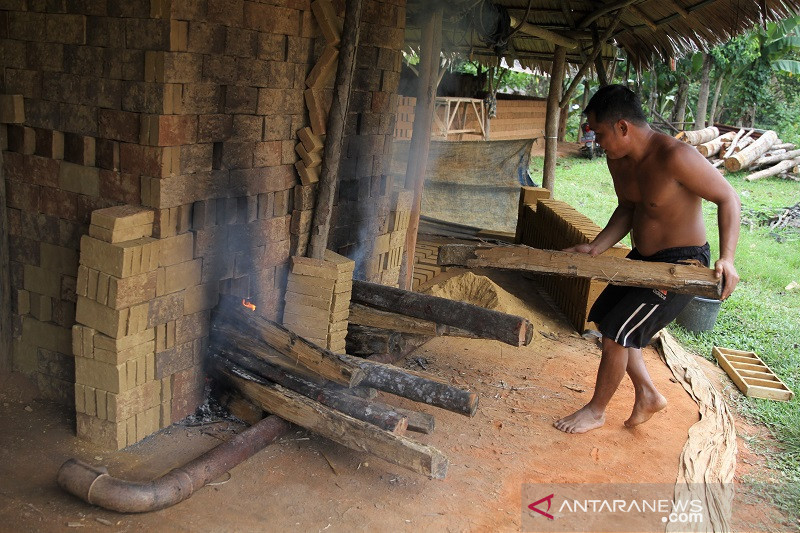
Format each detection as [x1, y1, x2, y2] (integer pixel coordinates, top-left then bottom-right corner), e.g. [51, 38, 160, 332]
[242, 299, 256, 311]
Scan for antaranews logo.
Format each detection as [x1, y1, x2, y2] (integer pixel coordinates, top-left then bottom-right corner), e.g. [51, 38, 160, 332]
[528, 494, 555, 520]
[521, 483, 735, 532]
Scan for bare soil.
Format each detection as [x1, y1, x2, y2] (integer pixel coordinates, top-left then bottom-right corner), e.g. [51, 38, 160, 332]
[0, 271, 791, 532]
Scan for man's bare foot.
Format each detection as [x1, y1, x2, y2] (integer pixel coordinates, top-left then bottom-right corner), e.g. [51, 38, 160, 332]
[554, 406, 605, 434]
[624, 390, 667, 427]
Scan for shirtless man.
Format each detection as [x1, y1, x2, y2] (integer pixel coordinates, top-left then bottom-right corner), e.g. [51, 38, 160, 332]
[554, 85, 741, 434]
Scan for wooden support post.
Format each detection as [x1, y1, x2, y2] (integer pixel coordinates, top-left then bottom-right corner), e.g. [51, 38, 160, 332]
[212, 296, 364, 387]
[542, 45, 566, 194]
[307, 0, 363, 260]
[0, 149, 9, 373]
[437, 243, 723, 299]
[216, 364, 449, 479]
[400, 7, 442, 290]
[337, 353, 479, 417]
[592, 25, 609, 86]
[351, 280, 533, 347]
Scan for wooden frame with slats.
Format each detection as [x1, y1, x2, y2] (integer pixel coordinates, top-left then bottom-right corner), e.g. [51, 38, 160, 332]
[712, 347, 794, 402]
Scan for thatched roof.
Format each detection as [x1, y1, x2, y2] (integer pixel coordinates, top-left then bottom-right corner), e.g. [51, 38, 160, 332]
[405, 0, 800, 72]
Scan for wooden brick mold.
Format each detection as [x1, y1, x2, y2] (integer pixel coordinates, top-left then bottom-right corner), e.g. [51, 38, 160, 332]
[283, 250, 354, 353]
[518, 196, 630, 332]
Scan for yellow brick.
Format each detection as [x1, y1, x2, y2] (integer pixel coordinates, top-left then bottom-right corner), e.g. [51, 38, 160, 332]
[106, 380, 161, 423]
[126, 359, 137, 391]
[283, 301, 330, 322]
[74, 383, 86, 413]
[89, 222, 153, 244]
[75, 355, 127, 394]
[94, 328, 155, 353]
[84, 385, 97, 416]
[94, 339, 154, 365]
[76, 413, 127, 450]
[96, 389, 108, 420]
[80, 235, 159, 278]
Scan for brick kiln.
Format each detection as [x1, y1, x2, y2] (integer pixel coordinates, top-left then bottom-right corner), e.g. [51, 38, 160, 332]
[1, 0, 408, 449]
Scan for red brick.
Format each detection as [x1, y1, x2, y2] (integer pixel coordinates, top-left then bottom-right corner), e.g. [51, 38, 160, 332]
[27, 155, 61, 188]
[224, 86, 258, 115]
[207, 0, 244, 25]
[163, 52, 204, 83]
[254, 141, 282, 167]
[257, 33, 286, 61]
[96, 139, 120, 171]
[197, 114, 232, 143]
[181, 83, 223, 114]
[34, 128, 64, 159]
[40, 187, 78, 220]
[230, 115, 263, 142]
[155, 341, 193, 378]
[99, 170, 140, 205]
[99, 109, 139, 143]
[202, 56, 237, 84]
[6, 180, 40, 212]
[224, 27, 258, 58]
[45, 13, 86, 44]
[147, 115, 198, 146]
[64, 133, 96, 166]
[244, 2, 300, 36]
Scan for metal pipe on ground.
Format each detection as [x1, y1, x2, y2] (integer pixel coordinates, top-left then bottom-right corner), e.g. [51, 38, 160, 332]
[57, 415, 290, 513]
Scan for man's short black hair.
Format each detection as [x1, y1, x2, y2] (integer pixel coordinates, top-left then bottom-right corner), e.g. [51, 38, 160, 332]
[583, 84, 648, 125]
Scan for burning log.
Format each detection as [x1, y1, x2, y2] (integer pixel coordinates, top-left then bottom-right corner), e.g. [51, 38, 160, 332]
[215, 363, 449, 479]
[724, 130, 778, 172]
[437, 243, 722, 299]
[351, 280, 533, 347]
[337, 352, 479, 417]
[213, 296, 363, 387]
[209, 349, 408, 434]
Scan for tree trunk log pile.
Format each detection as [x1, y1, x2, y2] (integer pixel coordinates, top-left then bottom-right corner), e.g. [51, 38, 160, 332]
[680, 127, 799, 181]
[208, 295, 484, 479]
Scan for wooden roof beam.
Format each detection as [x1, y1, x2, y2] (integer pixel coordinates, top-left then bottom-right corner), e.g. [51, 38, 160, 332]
[579, 0, 642, 28]
[508, 15, 580, 49]
[666, 0, 690, 17]
[629, 5, 658, 30]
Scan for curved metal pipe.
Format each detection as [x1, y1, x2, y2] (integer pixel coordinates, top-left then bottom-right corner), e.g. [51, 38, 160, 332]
[57, 415, 290, 513]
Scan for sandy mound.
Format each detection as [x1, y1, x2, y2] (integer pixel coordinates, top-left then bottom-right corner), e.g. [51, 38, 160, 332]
[424, 271, 546, 329]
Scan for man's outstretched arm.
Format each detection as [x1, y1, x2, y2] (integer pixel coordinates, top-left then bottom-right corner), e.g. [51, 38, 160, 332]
[565, 201, 634, 256]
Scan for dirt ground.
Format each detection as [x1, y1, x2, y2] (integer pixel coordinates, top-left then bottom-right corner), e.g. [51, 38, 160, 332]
[0, 270, 792, 532]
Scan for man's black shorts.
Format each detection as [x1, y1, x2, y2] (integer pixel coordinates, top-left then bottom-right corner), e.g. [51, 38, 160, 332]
[588, 243, 711, 349]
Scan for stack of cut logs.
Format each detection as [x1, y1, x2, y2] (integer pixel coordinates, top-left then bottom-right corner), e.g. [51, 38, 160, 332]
[209, 288, 534, 479]
[679, 126, 800, 182]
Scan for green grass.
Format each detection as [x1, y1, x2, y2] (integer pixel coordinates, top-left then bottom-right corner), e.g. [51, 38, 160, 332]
[532, 154, 800, 517]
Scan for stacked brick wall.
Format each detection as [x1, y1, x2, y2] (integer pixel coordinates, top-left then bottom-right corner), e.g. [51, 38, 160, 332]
[2, 0, 409, 448]
[326, 0, 405, 284]
[517, 197, 630, 332]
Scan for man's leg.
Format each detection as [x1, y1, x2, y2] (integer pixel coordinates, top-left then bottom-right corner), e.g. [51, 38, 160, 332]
[623, 346, 667, 427]
[554, 337, 629, 434]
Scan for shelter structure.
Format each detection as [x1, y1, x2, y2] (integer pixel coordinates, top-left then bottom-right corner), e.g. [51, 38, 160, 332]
[1, 0, 799, 451]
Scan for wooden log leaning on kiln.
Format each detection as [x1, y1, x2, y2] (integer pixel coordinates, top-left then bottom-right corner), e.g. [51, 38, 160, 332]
[724, 130, 778, 172]
[213, 296, 475, 419]
[437, 244, 723, 299]
[213, 296, 364, 387]
[208, 347, 409, 434]
[351, 280, 534, 347]
[213, 361, 448, 479]
[337, 352, 480, 417]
